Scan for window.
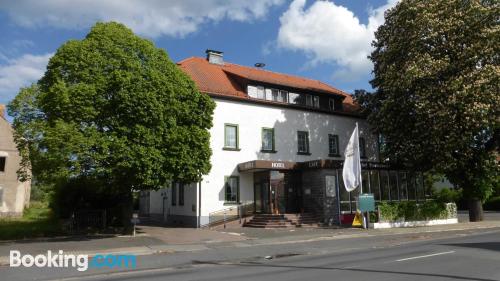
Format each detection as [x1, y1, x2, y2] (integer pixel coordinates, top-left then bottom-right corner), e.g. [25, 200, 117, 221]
[247, 85, 257, 98]
[224, 176, 239, 203]
[297, 131, 310, 154]
[271, 89, 279, 101]
[224, 124, 239, 150]
[0, 157, 5, 172]
[328, 134, 339, 156]
[306, 94, 313, 107]
[329, 99, 335, 111]
[289, 92, 303, 105]
[279, 90, 288, 103]
[171, 183, 177, 206]
[359, 137, 366, 158]
[178, 183, 184, 206]
[256, 86, 265, 99]
[261, 128, 275, 152]
[313, 96, 320, 108]
[265, 88, 273, 101]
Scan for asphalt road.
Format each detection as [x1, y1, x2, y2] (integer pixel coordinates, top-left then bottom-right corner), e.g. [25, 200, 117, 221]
[2, 227, 500, 281]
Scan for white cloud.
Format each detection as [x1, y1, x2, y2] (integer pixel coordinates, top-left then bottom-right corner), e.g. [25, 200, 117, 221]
[277, 0, 398, 82]
[0, 53, 52, 104]
[0, 0, 284, 38]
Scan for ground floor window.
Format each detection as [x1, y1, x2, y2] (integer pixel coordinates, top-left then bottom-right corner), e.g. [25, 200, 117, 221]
[0, 156, 5, 172]
[339, 169, 426, 214]
[224, 176, 239, 203]
[171, 183, 177, 206]
[178, 183, 184, 206]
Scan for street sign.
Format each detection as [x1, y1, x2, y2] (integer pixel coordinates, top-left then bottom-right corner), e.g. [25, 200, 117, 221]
[358, 193, 375, 212]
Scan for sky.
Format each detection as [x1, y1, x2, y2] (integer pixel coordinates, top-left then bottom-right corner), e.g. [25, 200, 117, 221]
[0, 0, 398, 109]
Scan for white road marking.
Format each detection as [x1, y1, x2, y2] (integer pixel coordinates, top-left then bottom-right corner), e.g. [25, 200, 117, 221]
[396, 251, 455, 262]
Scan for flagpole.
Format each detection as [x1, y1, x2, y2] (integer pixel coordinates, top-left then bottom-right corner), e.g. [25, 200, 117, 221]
[356, 122, 367, 229]
[356, 122, 363, 194]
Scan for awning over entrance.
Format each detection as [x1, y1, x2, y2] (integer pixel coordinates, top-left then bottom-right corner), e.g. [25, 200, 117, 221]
[238, 160, 298, 172]
[238, 159, 397, 172]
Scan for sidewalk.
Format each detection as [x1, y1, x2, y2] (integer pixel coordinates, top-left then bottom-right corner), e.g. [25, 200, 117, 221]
[1, 220, 499, 266]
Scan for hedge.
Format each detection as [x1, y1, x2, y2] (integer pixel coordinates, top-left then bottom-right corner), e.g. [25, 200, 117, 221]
[378, 201, 456, 222]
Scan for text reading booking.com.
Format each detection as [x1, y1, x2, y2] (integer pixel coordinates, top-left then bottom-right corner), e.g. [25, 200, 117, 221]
[10, 250, 137, 271]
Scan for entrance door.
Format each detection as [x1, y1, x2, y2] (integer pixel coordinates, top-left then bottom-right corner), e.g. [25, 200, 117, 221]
[270, 171, 285, 214]
[254, 172, 271, 213]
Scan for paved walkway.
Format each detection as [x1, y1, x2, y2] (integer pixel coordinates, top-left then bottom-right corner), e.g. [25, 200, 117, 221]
[1, 218, 499, 266]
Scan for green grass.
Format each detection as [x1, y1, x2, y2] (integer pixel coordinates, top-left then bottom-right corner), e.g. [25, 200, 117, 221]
[0, 201, 64, 240]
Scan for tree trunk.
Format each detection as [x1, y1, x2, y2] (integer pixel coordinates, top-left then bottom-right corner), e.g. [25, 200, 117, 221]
[120, 190, 134, 233]
[468, 198, 484, 222]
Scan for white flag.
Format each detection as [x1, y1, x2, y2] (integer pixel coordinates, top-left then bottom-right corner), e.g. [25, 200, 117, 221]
[342, 123, 361, 192]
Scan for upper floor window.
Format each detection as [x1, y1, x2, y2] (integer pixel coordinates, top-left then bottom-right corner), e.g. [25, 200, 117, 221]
[0, 157, 5, 172]
[224, 124, 239, 150]
[297, 131, 310, 154]
[313, 96, 320, 108]
[261, 128, 275, 152]
[279, 90, 288, 103]
[306, 94, 313, 107]
[289, 92, 304, 105]
[329, 99, 335, 111]
[359, 137, 367, 158]
[328, 134, 340, 156]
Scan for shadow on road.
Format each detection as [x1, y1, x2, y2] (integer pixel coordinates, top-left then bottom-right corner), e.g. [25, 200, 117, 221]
[194, 260, 496, 281]
[442, 242, 500, 252]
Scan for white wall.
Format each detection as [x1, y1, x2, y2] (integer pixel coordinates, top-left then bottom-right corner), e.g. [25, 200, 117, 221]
[200, 98, 378, 218]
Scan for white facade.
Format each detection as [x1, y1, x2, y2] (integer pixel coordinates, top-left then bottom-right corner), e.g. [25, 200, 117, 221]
[142, 97, 379, 226]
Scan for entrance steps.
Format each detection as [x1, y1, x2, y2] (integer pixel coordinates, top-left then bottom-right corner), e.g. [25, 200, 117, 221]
[244, 213, 323, 228]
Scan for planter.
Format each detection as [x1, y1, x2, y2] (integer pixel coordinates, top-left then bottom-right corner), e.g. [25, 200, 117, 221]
[371, 218, 458, 229]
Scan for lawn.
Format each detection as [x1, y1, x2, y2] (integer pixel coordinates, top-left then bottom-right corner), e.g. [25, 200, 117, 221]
[0, 201, 63, 240]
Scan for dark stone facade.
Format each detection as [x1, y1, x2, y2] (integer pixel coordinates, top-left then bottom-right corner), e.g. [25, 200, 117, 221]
[301, 169, 340, 225]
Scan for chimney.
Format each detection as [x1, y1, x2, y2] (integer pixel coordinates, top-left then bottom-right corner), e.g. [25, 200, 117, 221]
[206, 49, 224, 65]
[0, 104, 4, 119]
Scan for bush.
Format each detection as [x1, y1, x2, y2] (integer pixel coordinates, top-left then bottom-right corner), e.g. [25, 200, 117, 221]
[379, 201, 451, 222]
[484, 196, 500, 211]
[433, 188, 462, 204]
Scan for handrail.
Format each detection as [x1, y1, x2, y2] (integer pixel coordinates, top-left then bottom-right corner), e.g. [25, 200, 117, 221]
[205, 201, 254, 228]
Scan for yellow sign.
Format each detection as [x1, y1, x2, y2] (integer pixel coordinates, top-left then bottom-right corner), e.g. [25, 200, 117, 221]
[352, 211, 363, 227]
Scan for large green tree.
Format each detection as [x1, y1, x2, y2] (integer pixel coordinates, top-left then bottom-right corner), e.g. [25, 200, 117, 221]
[358, 0, 499, 221]
[8, 22, 215, 225]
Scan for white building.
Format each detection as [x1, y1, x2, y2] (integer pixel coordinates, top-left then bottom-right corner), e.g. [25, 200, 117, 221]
[140, 50, 426, 227]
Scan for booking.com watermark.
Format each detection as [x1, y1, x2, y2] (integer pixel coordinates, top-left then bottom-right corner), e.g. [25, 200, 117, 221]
[9, 250, 137, 271]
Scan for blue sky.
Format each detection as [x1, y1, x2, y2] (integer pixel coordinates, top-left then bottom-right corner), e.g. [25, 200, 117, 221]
[0, 0, 397, 108]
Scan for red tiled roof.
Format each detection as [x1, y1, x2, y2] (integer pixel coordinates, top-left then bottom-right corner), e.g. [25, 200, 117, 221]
[177, 57, 358, 113]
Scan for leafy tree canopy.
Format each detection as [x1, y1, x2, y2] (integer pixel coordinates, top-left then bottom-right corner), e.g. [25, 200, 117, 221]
[9, 22, 215, 195]
[358, 1, 499, 211]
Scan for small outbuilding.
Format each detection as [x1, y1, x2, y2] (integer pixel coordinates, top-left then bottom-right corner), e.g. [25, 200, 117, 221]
[0, 104, 31, 217]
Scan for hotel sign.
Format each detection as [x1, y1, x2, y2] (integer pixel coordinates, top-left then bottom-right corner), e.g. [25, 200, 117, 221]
[238, 160, 297, 172]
